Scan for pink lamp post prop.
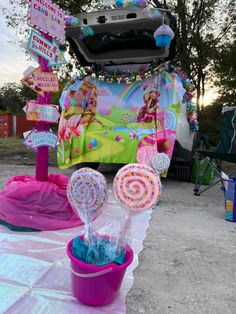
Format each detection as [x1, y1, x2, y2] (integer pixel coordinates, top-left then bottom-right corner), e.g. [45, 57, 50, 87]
[36, 41, 52, 181]
[27, 0, 66, 180]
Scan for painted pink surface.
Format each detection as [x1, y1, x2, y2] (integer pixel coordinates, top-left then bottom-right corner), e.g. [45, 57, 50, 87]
[0, 174, 83, 230]
[28, 0, 65, 43]
[36, 38, 52, 182]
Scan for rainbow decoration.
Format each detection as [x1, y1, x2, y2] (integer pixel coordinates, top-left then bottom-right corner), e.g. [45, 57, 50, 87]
[159, 72, 185, 109]
[120, 81, 142, 103]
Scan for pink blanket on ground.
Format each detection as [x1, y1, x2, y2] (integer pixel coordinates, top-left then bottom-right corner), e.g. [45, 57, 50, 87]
[0, 174, 83, 230]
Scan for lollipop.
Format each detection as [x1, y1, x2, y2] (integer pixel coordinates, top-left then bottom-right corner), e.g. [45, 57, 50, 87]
[113, 163, 161, 212]
[152, 153, 170, 175]
[114, 163, 161, 253]
[67, 168, 108, 245]
[137, 146, 158, 167]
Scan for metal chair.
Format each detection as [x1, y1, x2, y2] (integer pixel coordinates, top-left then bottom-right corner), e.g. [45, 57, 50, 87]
[194, 107, 236, 196]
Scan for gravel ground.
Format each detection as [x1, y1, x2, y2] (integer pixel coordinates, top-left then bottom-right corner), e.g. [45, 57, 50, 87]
[0, 160, 235, 314]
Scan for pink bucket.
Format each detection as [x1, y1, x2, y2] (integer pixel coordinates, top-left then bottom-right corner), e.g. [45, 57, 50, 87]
[67, 237, 134, 306]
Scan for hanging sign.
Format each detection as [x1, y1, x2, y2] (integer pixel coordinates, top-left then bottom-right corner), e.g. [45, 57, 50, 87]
[28, 30, 67, 66]
[21, 67, 59, 95]
[23, 129, 58, 149]
[27, 0, 65, 43]
[25, 101, 60, 123]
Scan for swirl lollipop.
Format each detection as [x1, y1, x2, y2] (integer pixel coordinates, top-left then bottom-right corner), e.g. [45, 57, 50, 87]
[114, 163, 161, 252]
[152, 153, 170, 175]
[114, 163, 161, 212]
[67, 168, 108, 245]
[137, 146, 158, 167]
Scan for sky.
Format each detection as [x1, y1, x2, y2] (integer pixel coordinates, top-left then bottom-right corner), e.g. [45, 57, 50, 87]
[0, 0, 35, 86]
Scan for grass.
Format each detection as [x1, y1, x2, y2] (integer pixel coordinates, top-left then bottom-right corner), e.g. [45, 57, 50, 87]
[0, 136, 26, 153]
[0, 136, 57, 164]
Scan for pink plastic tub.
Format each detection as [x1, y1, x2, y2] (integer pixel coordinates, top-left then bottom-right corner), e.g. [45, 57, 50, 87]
[67, 237, 134, 306]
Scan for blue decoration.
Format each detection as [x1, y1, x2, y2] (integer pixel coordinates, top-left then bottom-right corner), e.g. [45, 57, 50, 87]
[154, 24, 175, 48]
[116, 0, 123, 8]
[72, 236, 125, 266]
[71, 17, 80, 26]
[90, 139, 98, 147]
[156, 35, 172, 47]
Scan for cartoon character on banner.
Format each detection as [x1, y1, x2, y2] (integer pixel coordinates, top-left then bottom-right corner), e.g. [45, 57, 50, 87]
[66, 78, 102, 127]
[136, 80, 160, 123]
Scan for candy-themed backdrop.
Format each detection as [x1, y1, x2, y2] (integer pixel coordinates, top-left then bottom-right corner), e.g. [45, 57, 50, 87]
[58, 70, 185, 169]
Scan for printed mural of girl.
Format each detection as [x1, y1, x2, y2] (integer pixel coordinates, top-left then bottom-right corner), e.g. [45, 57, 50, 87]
[136, 81, 160, 123]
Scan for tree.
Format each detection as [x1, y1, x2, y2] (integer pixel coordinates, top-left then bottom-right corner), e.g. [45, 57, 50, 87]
[0, 83, 36, 113]
[152, 0, 236, 109]
[0, 83, 24, 113]
[198, 102, 222, 142]
[213, 40, 236, 107]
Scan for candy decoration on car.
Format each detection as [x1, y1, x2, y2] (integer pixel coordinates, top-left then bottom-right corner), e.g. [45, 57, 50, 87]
[137, 145, 158, 167]
[102, 0, 148, 8]
[65, 16, 94, 38]
[152, 153, 170, 175]
[113, 163, 161, 212]
[154, 24, 175, 48]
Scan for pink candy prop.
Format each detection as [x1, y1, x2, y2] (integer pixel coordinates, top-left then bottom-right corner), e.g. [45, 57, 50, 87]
[114, 163, 161, 253]
[137, 145, 158, 167]
[113, 163, 161, 212]
[67, 168, 108, 245]
[67, 168, 108, 219]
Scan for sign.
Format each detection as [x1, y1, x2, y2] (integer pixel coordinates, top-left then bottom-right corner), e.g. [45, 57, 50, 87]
[25, 101, 60, 123]
[27, 0, 65, 43]
[21, 67, 59, 95]
[28, 30, 67, 66]
[23, 129, 58, 149]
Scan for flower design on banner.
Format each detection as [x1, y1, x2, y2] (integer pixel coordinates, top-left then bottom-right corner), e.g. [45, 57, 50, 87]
[58, 116, 68, 141]
[67, 115, 84, 139]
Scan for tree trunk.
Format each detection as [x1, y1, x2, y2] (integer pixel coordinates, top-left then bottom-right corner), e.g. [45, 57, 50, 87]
[176, 0, 191, 76]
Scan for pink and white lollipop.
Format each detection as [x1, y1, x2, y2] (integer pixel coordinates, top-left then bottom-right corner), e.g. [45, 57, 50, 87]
[136, 146, 158, 167]
[113, 163, 161, 212]
[67, 168, 108, 246]
[67, 168, 108, 220]
[114, 163, 161, 253]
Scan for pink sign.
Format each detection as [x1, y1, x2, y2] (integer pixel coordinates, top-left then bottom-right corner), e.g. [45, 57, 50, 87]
[27, 0, 65, 43]
[26, 101, 60, 123]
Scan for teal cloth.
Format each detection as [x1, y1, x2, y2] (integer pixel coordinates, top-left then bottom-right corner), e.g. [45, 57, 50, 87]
[72, 236, 125, 266]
